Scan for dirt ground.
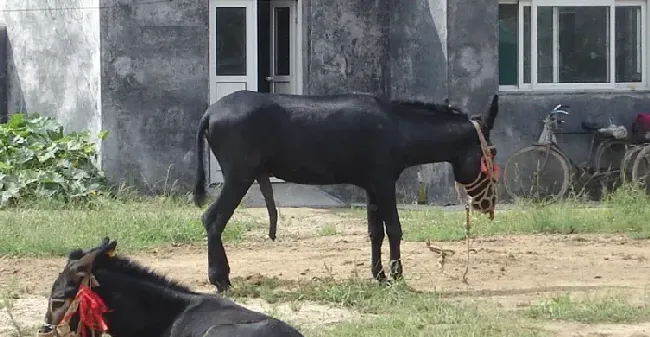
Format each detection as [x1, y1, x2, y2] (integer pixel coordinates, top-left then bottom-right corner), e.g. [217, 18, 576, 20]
[2, 207, 650, 336]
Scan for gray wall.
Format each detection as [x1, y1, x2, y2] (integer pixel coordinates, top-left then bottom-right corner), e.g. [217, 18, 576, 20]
[305, 0, 502, 205]
[91, 0, 649, 204]
[496, 92, 650, 200]
[0, 0, 102, 161]
[305, 0, 456, 204]
[304, 0, 390, 97]
[306, 0, 650, 205]
[444, 0, 500, 204]
[100, 0, 209, 193]
[390, 0, 453, 205]
[302, 0, 389, 203]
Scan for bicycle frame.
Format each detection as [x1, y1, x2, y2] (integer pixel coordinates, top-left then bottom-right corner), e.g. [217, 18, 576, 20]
[534, 105, 610, 171]
[505, 104, 629, 201]
[536, 105, 569, 146]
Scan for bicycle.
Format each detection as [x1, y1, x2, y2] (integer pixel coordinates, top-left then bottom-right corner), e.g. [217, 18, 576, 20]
[619, 143, 645, 184]
[502, 104, 631, 202]
[617, 117, 650, 194]
[629, 137, 650, 196]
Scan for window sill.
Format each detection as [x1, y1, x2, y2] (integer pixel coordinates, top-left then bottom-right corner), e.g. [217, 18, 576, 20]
[498, 84, 650, 95]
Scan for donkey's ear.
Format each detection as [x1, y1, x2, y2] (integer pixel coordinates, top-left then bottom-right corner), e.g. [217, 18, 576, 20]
[71, 240, 118, 274]
[104, 240, 118, 258]
[482, 94, 499, 130]
[99, 237, 110, 248]
[95, 237, 117, 257]
[67, 248, 85, 261]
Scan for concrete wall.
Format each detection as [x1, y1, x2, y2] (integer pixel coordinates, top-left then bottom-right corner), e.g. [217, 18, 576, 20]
[306, 0, 650, 205]
[496, 92, 650, 200]
[306, 0, 455, 204]
[303, 0, 390, 96]
[305, 0, 500, 205]
[389, 0, 453, 205]
[99, 0, 209, 193]
[302, 0, 389, 203]
[0, 0, 102, 158]
[90, 0, 649, 204]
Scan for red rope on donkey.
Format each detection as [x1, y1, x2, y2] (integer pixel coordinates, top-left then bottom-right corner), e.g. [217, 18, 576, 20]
[63, 284, 110, 337]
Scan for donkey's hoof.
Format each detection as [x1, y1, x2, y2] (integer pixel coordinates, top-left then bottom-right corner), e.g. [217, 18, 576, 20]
[215, 282, 231, 294]
[372, 277, 393, 287]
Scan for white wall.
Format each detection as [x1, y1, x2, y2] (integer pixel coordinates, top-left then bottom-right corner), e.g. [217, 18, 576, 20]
[0, 0, 102, 166]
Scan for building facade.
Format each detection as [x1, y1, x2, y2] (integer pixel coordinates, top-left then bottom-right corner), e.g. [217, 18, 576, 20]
[1, 0, 649, 205]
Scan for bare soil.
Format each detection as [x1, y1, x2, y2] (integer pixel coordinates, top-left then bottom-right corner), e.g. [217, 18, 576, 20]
[2, 207, 650, 336]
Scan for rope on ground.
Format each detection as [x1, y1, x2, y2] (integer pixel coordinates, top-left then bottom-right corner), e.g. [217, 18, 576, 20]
[426, 187, 478, 284]
[425, 240, 455, 270]
[462, 202, 471, 285]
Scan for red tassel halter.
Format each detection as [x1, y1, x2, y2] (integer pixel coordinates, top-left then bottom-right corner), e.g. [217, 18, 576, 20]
[62, 278, 110, 337]
[480, 154, 500, 180]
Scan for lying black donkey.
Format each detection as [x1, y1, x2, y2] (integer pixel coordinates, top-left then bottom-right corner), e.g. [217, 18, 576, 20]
[38, 237, 305, 337]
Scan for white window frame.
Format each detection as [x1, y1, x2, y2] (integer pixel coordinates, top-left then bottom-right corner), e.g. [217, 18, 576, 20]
[499, 0, 648, 92]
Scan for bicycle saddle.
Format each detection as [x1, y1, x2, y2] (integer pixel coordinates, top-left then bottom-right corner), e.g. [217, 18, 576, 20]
[581, 119, 602, 131]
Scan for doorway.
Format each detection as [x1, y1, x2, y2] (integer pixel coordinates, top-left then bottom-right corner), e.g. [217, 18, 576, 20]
[208, 0, 302, 184]
[257, 0, 300, 94]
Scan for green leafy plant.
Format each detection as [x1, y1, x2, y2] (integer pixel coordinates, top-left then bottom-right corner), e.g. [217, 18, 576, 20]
[0, 112, 108, 207]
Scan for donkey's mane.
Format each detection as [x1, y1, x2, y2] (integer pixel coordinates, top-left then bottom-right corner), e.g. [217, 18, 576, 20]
[66, 248, 194, 294]
[102, 255, 193, 293]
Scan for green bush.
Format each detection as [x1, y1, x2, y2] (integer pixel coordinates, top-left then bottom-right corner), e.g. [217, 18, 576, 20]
[0, 113, 108, 207]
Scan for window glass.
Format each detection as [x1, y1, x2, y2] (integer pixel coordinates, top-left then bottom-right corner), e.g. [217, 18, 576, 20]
[537, 6, 553, 83]
[499, 4, 519, 85]
[616, 6, 642, 82]
[558, 6, 610, 83]
[216, 7, 247, 76]
[274, 7, 291, 76]
[498, 2, 644, 89]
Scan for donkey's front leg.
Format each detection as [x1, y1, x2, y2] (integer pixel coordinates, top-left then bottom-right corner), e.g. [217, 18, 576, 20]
[366, 190, 387, 283]
[374, 183, 403, 281]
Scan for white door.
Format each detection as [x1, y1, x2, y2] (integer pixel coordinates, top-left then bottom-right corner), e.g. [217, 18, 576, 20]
[208, 0, 258, 185]
[267, 1, 298, 94]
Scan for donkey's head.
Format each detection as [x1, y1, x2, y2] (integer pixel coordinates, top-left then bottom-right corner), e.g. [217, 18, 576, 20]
[39, 237, 116, 337]
[451, 94, 500, 219]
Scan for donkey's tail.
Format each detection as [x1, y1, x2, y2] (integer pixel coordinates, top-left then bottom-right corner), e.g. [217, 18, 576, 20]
[193, 113, 210, 208]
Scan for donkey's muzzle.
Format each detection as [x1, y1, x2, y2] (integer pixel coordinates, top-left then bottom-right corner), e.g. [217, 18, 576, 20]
[38, 324, 55, 335]
[39, 325, 52, 333]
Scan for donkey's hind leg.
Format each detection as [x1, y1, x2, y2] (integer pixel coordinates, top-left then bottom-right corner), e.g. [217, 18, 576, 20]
[202, 173, 254, 292]
[257, 173, 278, 241]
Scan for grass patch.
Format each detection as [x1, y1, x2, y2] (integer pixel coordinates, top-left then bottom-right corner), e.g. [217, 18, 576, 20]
[308, 316, 544, 337]
[524, 293, 650, 324]
[3, 182, 649, 257]
[227, 275, 544, 337]
[318, 224, 338, 236]
[353, 183, 650, 242]
[0, 196, 262, 257]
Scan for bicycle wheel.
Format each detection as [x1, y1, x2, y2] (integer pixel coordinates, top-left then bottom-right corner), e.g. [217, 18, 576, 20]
[631, 144, 650, 195]
[594, 139, 628, 175]
[594, 139, 629, 193]
[503, 145, 571, 202]
[620, 145, 643, 183]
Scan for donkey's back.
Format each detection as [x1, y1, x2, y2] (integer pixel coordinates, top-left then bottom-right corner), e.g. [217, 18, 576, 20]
[173, 297, 305, 337]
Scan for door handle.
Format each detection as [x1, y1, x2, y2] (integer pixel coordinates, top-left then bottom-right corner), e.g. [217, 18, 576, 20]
[265, 76, 274, 82]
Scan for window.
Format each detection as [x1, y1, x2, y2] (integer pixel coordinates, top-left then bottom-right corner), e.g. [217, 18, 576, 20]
[499, 0, 646, 91]
[215, 7, 247, 76]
